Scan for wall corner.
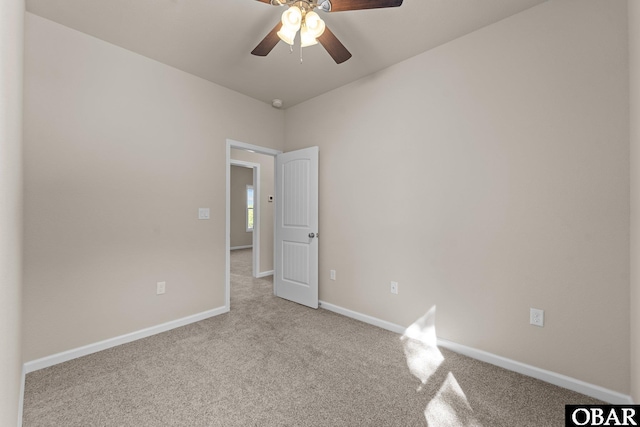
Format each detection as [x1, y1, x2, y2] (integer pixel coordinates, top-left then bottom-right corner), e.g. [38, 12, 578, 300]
[629, 0, 640, 404]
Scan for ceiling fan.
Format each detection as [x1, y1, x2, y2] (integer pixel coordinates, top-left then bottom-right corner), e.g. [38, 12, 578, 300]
[251, 0, 403, 64]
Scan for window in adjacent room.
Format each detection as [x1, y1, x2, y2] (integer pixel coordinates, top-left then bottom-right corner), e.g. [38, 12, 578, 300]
[246, 185, 254, 232]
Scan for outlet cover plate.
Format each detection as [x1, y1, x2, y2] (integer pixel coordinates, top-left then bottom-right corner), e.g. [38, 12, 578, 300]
[157, 281, 166, 295]
[390, 281, 399, 295]
[530, 308, 544, 327]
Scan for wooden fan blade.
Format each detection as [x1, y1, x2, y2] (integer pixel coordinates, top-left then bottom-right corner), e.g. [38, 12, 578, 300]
[317, 26, 352, 64]
[251, 22, 283, 57]
[255, 0, 286, 4]
[329, 0, 403, 12]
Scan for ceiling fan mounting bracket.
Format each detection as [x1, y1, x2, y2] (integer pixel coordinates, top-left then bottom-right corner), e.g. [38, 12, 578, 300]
[270, 0, 331, 12]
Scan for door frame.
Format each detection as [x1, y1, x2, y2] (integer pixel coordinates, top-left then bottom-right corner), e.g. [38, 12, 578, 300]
[226, 139, 282, 310]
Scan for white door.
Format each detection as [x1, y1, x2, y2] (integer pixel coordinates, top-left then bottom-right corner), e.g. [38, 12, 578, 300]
[275, 146, 319, 308]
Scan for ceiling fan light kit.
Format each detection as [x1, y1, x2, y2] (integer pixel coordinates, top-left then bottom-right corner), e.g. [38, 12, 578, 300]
[277, 5, 301, 45]
[275, 4, 326, 48]
[252, 0, 403, 64]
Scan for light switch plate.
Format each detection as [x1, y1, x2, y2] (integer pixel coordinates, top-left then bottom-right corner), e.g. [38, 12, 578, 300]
[198, 208, 210, 220]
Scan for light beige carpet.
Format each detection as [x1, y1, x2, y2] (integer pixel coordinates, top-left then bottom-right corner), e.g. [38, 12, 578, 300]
[23, 249, 601, 426]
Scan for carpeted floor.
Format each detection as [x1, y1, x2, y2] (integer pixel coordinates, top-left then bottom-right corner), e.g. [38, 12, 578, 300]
[23, 249, 602, 426]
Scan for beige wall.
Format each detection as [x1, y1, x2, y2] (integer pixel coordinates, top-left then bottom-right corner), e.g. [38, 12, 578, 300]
[630, 0, 640, 404]
[285, 0, 630, 394]
[20, 0, 634, 403]
[22, 13, 284, 362]
[231, 149, 276, 274]
[0, 0, 24, 423]
[230, 165, 253, 248]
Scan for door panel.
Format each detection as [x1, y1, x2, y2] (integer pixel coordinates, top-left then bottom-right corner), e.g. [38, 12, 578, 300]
[275, 147, 319, 308]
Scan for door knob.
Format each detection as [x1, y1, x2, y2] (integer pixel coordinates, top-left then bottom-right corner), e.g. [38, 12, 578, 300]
[308, 233, 315, 238]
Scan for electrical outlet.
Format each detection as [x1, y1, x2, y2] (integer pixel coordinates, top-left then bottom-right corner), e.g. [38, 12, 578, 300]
[330, 270, 336, 281]
[157, 281, 166, 295]
[390, 281, 399, 295]
[530, 308, 544, 327]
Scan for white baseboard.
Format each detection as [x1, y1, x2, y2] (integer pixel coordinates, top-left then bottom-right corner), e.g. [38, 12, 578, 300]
[23, 306, 228, 374]
[436, 338, 633, 404]
[230, 245, 252, 251]
[319, 301, 406, 334]
[318, 300, 632, 405]
[256, 270, 274, 278]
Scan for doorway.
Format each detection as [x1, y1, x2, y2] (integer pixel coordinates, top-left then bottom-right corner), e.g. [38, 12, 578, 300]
[230, 161, 259, 277]
[225, 139, 281, 310]
[226, 139, 320, 311]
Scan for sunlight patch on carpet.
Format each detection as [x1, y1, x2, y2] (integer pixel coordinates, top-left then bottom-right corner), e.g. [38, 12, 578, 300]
[424, 372, 482, 427]
[401, 306, 445, 390]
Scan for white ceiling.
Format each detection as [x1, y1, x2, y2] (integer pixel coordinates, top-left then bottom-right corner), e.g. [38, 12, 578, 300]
[26, 0, 546, 108]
